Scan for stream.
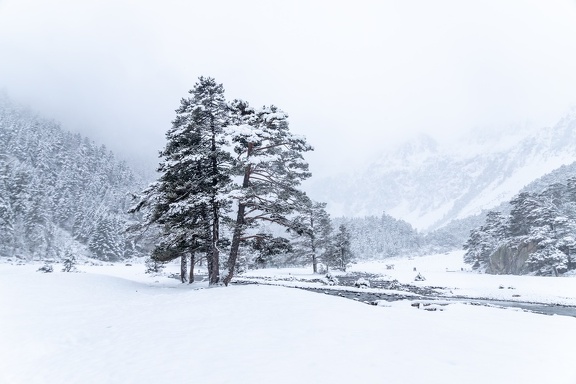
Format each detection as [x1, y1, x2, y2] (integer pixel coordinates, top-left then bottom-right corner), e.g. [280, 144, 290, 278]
[233, 272, 576, 318]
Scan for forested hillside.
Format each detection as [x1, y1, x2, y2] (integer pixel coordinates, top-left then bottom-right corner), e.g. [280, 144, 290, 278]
[333, 212, 476, 260]
[0, 95, 145, 261]
[464, 177, 576, 276]
[334, 214, 422, 259]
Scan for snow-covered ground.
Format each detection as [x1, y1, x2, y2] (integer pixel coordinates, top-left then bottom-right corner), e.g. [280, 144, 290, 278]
[2, 252, 576, 384]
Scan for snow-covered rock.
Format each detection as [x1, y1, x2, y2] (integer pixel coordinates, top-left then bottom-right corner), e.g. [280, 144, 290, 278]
[354, 277, 370, 288]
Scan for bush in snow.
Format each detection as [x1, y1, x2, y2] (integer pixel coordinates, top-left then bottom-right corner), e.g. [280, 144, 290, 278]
[414, 273, 426, 281]
[37, 263, 53, 273]
[354, 277, 370, 288]
[62, 255, 77, 272]
[325, 273, 339, 286]
[145, 257, 165, 275]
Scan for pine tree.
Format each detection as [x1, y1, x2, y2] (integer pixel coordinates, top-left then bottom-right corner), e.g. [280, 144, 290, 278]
[24, 179, 54, 260]
[463, 211, 506, 269]
[223, 101, 312, 285]
[508, 192, 540, 237]
[88, 214, 122, 261]
[324, 224, 353, 271]
[130, 77, 233, 285]
[246, 234, 293, 269]
[291, 199, 333, 273]
[0, 171, 15, 257]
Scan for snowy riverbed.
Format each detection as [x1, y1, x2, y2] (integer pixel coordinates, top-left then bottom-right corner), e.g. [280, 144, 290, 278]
[243, 250, 576, 307]
[1, 251, 576, 384]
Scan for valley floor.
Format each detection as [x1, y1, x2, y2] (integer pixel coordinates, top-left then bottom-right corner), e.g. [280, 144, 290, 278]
[1, 252, 576, 384]
[244, 251, 576, 307]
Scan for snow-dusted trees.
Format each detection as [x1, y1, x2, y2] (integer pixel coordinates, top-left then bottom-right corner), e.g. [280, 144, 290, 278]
[290, 199, 333, 273]
[223, 101, 312, 285]
[334, 213, 422, 259]
[324, 224, 354, 271]
[0, 158, 15, 256]
[463, 211, 506, 269]
[130, 77, 232, 285]
[131, 79, 313, 285]
[244, 234, 293, 269]
[88, 214, 123, 261]
[0, 95, 142, 261]
[464, 179, 576, 275]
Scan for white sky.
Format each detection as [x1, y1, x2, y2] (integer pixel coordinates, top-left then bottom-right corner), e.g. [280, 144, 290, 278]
[1, 0, 576, 177]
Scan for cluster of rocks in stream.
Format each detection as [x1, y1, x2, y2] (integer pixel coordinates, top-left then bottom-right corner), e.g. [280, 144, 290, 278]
[234, 272, 447, 304]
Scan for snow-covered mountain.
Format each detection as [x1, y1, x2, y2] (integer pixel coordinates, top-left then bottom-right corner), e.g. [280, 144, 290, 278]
[309, 110, 576, 230]
[0, 94, 148, 261]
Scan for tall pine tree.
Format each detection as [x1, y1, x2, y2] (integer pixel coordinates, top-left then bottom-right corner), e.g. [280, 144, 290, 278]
[324, 224, 354, 271]
[223, 101, 312, 285]
[291, 199, 333, 273]
[130, 77, 233, 285]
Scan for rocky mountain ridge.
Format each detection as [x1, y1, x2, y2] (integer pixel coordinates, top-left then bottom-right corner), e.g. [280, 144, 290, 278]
[310, 110, 576, 231]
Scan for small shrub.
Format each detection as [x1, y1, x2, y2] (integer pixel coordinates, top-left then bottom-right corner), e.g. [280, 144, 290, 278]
[62, 256, 77, 272]
[354, 277, 370, 288]
[145, 257, 165, 274]
[325, 273, 339, 286]
[37, 263, 53, 273]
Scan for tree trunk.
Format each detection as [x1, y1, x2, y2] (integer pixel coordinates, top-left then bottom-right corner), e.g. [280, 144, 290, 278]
[180, 254, 187, 283]
[311, 236, 317, 274]
[312, 253, 317, 274]
[310, 216, 317, 273]
[209, 202, 220, 285]
[189, 252, 195, 283]
[208, 115, 220, 285]
[224, 143, 253, 286]
[206, 249, 213, 283]
[224, 203, 246, 286]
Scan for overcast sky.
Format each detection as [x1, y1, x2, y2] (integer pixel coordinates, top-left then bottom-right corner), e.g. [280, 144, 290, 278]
[1, 0, 576, 177]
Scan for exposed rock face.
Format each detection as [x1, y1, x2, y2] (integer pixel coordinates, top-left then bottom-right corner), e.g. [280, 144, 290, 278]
[486, 242, 537, 275]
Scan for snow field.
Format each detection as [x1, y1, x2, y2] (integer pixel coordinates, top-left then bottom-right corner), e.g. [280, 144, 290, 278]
[1, 260, 576, 384]
[350, 251, 576, 306]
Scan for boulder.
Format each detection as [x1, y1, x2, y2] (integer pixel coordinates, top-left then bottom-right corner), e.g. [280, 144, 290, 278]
[486, 242, 537, 275]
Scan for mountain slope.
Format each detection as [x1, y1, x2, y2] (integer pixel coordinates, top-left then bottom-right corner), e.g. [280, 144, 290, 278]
[310, 111, 576, 230]
[0, 95, 147, 260]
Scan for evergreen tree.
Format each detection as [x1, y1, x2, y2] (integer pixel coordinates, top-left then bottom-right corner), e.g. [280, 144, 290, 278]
[223, 101, 312, 285]
[0, 170, 15, 257]
[130, 77, 233, 285]
[508, 192, 540, 237]
[463, 210, 507, 269]
[324, 224, 353, 271]
[245, 234, 293, 269]
[88, 214, 123, 261]
[291, 199, 333, 273]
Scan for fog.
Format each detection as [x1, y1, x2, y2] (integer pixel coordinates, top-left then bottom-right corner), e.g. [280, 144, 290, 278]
[1, 0, 576, 177]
